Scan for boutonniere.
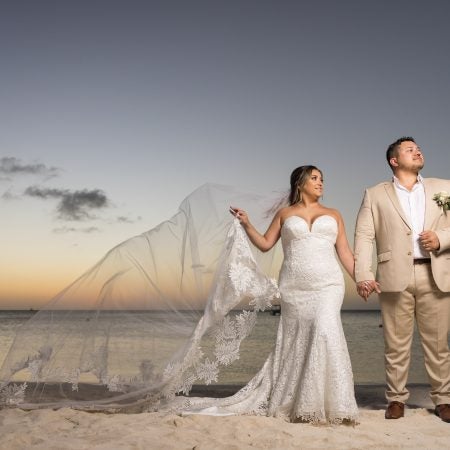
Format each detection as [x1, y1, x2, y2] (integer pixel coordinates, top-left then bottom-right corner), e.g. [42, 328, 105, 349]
[432, 191, 450, 211]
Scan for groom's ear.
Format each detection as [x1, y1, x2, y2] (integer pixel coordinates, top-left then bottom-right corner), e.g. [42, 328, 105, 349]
[390, 157, 398, 168]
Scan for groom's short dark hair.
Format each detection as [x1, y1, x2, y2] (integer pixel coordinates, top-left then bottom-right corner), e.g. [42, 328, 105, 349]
[386, 136, 416, 169]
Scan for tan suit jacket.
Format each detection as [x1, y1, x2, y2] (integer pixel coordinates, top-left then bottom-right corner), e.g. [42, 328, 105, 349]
[355, 178, 450, 292]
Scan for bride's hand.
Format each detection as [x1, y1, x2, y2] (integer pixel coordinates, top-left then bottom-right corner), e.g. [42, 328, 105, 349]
[229, 206, 249, 226]
[356, 280, 381, 301]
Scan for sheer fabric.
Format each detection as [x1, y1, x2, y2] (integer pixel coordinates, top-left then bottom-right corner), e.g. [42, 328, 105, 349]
[0, 184, 281, 412]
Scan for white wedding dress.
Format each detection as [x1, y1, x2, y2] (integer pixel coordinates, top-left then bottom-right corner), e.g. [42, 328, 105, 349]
[0, 185, 357, 424]
[181, 215, 359, 423]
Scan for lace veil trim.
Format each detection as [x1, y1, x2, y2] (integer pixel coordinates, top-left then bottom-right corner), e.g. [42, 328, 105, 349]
[0, 184, 281, 411]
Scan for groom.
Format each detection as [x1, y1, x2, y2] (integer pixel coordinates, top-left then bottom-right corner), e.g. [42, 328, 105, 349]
[354, 136, 450, 422]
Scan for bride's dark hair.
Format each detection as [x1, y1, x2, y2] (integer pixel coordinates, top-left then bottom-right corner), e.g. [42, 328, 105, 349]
[289, 165, 322, 205]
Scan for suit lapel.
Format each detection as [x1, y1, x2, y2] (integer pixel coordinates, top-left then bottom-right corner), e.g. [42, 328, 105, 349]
[384, 182, 412, 228]
[423, 179, 438, 230]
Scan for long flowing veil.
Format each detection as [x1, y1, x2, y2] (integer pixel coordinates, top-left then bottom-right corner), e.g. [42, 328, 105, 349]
[0, 184, 283, 412]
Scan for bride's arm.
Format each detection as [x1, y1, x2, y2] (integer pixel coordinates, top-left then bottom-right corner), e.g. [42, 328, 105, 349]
[229, 207, 282, 252]
[334, 211, 355, 280]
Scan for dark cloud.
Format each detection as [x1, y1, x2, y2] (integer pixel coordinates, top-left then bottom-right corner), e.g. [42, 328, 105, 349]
[53, 226, 101, 234]
[117, 216, 133, 223]
[116, 215, 142, 224]
[0, 157, 60, 178]
[24, 186, 109, 221]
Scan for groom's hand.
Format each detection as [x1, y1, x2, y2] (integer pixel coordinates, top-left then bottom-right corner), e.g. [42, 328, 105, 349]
[356, 280, 381, 301]
[419, 230, 440, 252]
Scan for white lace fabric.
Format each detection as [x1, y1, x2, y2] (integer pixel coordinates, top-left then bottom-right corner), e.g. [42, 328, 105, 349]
[179, 215, 359, 424]
[0, 186, 358, 424]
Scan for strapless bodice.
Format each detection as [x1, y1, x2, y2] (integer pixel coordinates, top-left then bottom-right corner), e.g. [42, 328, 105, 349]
[279, 215, 343, 291]
[280, 215, 338, 246]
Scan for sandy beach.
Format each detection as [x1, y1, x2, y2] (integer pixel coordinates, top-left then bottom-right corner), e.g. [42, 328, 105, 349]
[1, 384, 449, 449]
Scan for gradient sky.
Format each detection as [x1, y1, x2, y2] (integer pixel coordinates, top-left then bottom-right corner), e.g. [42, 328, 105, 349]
[1, 0, 450, 309]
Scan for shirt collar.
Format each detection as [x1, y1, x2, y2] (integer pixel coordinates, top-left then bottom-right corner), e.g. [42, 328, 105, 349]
[393, 174, 424, 191]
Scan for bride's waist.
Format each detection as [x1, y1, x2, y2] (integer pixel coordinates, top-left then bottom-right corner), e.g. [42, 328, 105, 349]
[279, 256, 342, 278]
[279, 264, 344, 289]
[282, 240, 334, 253]
[282, 248, 337, 262]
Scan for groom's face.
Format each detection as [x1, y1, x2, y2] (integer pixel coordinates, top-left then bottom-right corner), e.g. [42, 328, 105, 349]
[392, 141, 424, 172]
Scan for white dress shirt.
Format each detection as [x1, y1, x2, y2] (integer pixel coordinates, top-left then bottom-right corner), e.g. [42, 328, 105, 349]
[393, 174, 428, 259]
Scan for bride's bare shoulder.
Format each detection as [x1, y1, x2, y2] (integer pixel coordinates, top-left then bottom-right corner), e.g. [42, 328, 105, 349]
[277, 205, 296, 219]
[321, 206, 342, 222]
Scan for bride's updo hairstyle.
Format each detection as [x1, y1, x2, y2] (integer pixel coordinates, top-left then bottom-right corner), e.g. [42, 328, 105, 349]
[289, 165, 322, 205]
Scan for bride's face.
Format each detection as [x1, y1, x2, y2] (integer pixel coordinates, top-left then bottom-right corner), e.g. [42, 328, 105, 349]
[301, 169, 323, 199]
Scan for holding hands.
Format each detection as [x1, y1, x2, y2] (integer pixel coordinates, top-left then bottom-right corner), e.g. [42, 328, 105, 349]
[356, 230, 441, 302]
[357, 280, 381, 302]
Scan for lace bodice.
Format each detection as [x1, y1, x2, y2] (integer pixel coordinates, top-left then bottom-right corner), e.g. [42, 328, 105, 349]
[281, 214, 338, 244]
[279, 215, 343, 291]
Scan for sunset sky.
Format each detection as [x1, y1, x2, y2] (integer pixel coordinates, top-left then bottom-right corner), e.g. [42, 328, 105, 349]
[1, 1, 450, 309]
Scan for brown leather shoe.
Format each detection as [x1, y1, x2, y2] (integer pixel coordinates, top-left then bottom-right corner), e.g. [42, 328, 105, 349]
[435, 404, 450, 423]
[385, 401, 404, 419]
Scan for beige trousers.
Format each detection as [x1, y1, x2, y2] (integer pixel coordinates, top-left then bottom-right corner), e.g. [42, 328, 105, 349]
[379, 263, 450, 405]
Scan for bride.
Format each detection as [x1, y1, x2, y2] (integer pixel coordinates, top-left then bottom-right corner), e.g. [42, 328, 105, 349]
[0, 166, 358, 424]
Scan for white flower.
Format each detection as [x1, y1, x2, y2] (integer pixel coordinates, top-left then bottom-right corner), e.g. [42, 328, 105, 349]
[433, 191, 450, 211]
[196, 359, 219, 384]
[0, 383, 27, 405]
[228, 261, 254, 293]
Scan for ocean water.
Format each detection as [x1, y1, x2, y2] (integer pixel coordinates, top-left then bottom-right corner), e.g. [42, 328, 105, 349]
[0, 310, 438, 384]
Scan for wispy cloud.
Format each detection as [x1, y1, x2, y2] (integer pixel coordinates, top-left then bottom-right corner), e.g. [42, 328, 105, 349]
[24, 186, 110, 221]
[116, 215, 142, 224]
[53, 226, 101, 234]
[1, 188, 18, 200]
[0, 157, 60, 179]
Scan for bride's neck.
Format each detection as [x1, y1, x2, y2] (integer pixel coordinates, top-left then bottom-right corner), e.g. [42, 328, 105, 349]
[298, 196, 320, 209]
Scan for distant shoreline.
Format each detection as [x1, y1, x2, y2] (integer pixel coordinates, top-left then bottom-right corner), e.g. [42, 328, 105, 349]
[0, 308, 382, 312]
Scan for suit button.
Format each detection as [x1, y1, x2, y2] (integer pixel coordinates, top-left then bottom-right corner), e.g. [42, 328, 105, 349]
[407, 251, 412, 255]
[407, 231, 412, 235]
